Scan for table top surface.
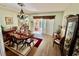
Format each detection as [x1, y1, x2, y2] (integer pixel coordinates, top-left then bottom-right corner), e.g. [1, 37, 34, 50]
[8, 32, 30, 40]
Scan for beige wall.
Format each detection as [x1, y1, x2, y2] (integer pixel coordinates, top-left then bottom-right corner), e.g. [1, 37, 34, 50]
[61, 5, 79, 37]
[62, 6, 79, 28]
[0, 7, 18, 29]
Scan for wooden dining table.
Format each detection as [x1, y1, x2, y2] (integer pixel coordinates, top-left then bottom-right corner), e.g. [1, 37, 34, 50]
[6, 31, 31, 48]
[8, 32, 29, 40]
[4, 30, 34, 55]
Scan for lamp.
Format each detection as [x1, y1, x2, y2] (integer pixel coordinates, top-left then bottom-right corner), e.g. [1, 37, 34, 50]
[17, 3, 27, 20]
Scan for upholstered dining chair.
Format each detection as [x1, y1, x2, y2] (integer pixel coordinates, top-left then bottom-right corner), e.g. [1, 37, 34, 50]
[11, 36, 24, 49]
[53, 36, 65, 56]
[20, 38, 34, 49]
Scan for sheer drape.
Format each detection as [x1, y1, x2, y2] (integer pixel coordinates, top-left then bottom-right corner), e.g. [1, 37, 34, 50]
[33, 16, 55, 35]
[45, 19, 54, 35]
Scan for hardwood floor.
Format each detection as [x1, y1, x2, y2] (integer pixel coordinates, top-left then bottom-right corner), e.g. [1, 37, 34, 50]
[33, 34, 61, 56]
[5, 48, 18, 56]
[5, 34, 61, 56]
[27, 47, 37, 56]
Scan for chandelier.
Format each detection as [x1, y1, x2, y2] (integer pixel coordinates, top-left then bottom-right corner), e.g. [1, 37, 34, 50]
[17, 3, 27, 20]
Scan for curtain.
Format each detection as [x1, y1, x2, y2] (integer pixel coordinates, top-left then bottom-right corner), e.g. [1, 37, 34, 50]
[46, 19, 54, 35]
[0, 26, 6, 56]
[33, 16, 55, 35]
[33, 16, 55, 19]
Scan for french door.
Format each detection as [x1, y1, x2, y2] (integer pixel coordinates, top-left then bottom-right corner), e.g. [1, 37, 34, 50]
[33, 18, 54, 35]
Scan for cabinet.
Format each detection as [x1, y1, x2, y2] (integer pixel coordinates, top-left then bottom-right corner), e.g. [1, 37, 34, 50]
[63, 14, 79, 56]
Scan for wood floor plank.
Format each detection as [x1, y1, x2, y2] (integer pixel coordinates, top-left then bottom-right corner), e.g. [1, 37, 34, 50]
[34, 34, 61, 56]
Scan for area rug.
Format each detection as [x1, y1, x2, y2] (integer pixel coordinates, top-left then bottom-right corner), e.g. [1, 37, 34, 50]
[34, 37, 42, 47]
[4, 38, 42, 56]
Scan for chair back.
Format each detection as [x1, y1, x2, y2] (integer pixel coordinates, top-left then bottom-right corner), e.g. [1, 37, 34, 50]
[11, 36, 17, 43]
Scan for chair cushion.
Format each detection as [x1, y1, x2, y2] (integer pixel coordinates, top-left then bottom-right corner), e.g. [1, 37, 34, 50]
[26, 38, 33, 44]
[54, 39, 60, 44]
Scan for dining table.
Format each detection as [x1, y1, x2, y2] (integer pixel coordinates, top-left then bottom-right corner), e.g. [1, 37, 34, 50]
[8, 32, 29, 40]
[6, 31, 32, 49]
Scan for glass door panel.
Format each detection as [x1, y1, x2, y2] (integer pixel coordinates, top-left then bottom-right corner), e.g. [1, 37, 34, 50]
[64, 22, 76, 55]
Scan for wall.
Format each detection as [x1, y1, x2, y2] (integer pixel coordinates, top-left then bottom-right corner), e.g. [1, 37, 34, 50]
[0, 6, 19, 56]
[62, 5, 79, 28]
[61, 5, 79, 37]
[0, 7, 18, 29]
[29, 12, 63, 35]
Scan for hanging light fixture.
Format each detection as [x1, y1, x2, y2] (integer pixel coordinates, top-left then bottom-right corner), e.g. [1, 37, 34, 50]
[17, 3, 27, 20]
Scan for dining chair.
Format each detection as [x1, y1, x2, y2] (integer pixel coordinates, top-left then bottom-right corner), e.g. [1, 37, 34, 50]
[53, 36, 65, 56]
[11, 36, 24, 49]
[20, 38, 34, 49]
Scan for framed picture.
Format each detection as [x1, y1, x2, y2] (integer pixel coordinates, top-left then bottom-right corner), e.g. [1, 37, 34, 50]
[5, 17, 13, 25]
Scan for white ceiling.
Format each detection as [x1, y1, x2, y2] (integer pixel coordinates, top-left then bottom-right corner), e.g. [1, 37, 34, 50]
[0, 3, 79, 14]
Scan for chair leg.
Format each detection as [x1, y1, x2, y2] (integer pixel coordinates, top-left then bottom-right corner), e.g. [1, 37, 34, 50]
[12, 42, 15, 47]
[53, 42, 55, 47]
[33, 41, 34, 46]
[60, 45, 64, 56]
[30, 45, 31, 49]
[27, 43, 31, 49]
[16, 44, 18, 50]
[29, 44, 32, 49]
[19, 43, 25, 50]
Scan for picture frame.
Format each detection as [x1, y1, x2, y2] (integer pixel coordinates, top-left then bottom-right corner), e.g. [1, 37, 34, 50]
[5, 17, 13, 25]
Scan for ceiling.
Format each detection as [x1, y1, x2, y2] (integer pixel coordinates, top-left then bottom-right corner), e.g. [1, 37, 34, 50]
[0, 3, 79, 14]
